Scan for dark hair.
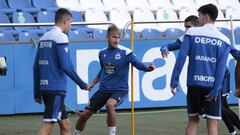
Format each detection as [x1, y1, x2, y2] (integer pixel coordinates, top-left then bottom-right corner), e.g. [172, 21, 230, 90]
[184, 15, 199, 26]
[55, 8, 72, 24]
[198, 4, 218, 21]
[107, 24, 120, 37]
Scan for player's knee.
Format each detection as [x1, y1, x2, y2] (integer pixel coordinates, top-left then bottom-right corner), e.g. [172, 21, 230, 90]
[80, 110, 92, 120]
[59, 119, 71, 133]
[106, 101, 116, 110]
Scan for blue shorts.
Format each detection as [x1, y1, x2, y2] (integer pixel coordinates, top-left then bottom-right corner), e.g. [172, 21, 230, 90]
[42, 93, 68, 122]
[86, 89, 128, 112]
[187, 86, 221, 120]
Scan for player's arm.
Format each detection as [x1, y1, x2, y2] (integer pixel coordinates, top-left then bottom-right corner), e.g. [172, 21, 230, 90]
[127, 53, 155, 72]
[207, 46, 231, 99]
[160, 40, 182, 58]
[33, 50, 42, 103]
[235, 60, 240, 97]
[170, 35, 190, 94]
[230, 45, 240, 60]
[56, 44, 88, 90]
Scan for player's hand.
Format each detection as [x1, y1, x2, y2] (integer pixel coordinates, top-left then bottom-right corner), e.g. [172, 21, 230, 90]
[235, 88, 240, 97]
[146, 64, 155, 71]
[205, 94, 216, 101]
[34, 96, 42, 104]
[161, 50, 169, 58]
[171, 87, 177, 96]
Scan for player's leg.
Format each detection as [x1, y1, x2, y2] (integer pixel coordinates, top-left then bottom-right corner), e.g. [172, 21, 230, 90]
[204, 89, 221, 135]
[206, 118, 218, 135]
[74, 90, 110, 135]
[37, 122, 55, 135]
[106, 90, 127, 135]
[222, 96, 237, 134]
[58, 118, 71, 135]
[58, 105, 71, 135]
[186, 116, 200, 135]
[186, 87, 202, 135]
[37, 93, 64, 135]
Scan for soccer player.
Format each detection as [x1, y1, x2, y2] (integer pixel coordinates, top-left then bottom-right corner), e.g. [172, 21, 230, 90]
[170, 4, 231, 135]
[73, 24, 155, 135]
[161, 14, 240, 135]
[33, 8, 89, 135]
[161, 15, 200, 58]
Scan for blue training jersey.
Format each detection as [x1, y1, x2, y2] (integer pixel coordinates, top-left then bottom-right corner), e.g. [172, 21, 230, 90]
[170, 23, 231, 97]
[97, 45, 149, 91]
[33, 26, 87, 98]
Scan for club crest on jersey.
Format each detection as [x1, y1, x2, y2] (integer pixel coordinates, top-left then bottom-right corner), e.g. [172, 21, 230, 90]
[115, 53, 121, 60]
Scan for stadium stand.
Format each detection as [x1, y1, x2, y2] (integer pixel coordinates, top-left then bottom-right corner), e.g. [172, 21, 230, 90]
[171, 0, 198, 9]
[124, 29, 139, 38]
[102, 0, 133, 11]
[217, 27, 231, 37]
[0, 32, 15, 41]
[71, 11, 86, 30]
[225, 7, 240, 28]
[235, 27, 240, 37]
[12, 12, 45, 34]
[0, 0, 16, 14]
[156, 9, 182, 31]
[215, 9, 229, 29]
[141, 28, 162, 38]
[109, 8, 131, 30]
[133, 8, 160, 32]
[0, 12, 18, 35]
[125, 0, 157, 12]
[32, 0, 59, 11]
[164, 28, 184, 37]
[36, 11, 55, 31]
[148, 0, 181, 10]
[79, 0, 110, 11]
[84, 9, 109, 30]
[55, 0, 83, 12]
[8, 0, 41, 13]
[217, 0, 240, 9]
[18, 31, 39, 41]
[68, 30, 89, 40]
[178, 8, 198, 21]
[93, 29, 107, 39]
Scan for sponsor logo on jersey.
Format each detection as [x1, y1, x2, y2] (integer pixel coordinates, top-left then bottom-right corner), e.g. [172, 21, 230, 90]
[40, 80, 48, 85]
[195, 55, 216, 63]
[64, 47, 68, 53]
[104, 63, 117, 74]
[193, 75, 215, 82]
[39, 41, 52, 48]
[195, 37, 222, 47]
[115, 53, 121, 60]
[39, 60, 49, 65]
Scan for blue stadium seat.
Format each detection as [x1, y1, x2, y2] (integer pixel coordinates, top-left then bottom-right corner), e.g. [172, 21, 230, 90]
[32, 0, 58, 11]
[93, 29, 107, 39]
[71, 11, 86, 30]
[164, 28, 184, 37]
[217, 27, 231, 37]
[123, 29, 139, 39]
[235, 27, 240, 36]
[0, 32, 15, 42]
[8, 0, 41, 13]
[141, 28, 162, 38]
[0, 0, 16, 14]
[0, 12, 18, 35]
[37, 11, 55, 30]
[12, 12, 44, 34]
[18, 31, 39, 41]
[68, 30, 89, 40]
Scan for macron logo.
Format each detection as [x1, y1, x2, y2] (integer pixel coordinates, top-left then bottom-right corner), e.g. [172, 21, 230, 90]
[64, 47, 68, 53]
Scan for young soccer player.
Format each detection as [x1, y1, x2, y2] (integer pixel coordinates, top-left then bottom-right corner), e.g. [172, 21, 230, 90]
[170, 4, 231, 135]
[33, 8, 89, 135]
[73, 24, 155, 135]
